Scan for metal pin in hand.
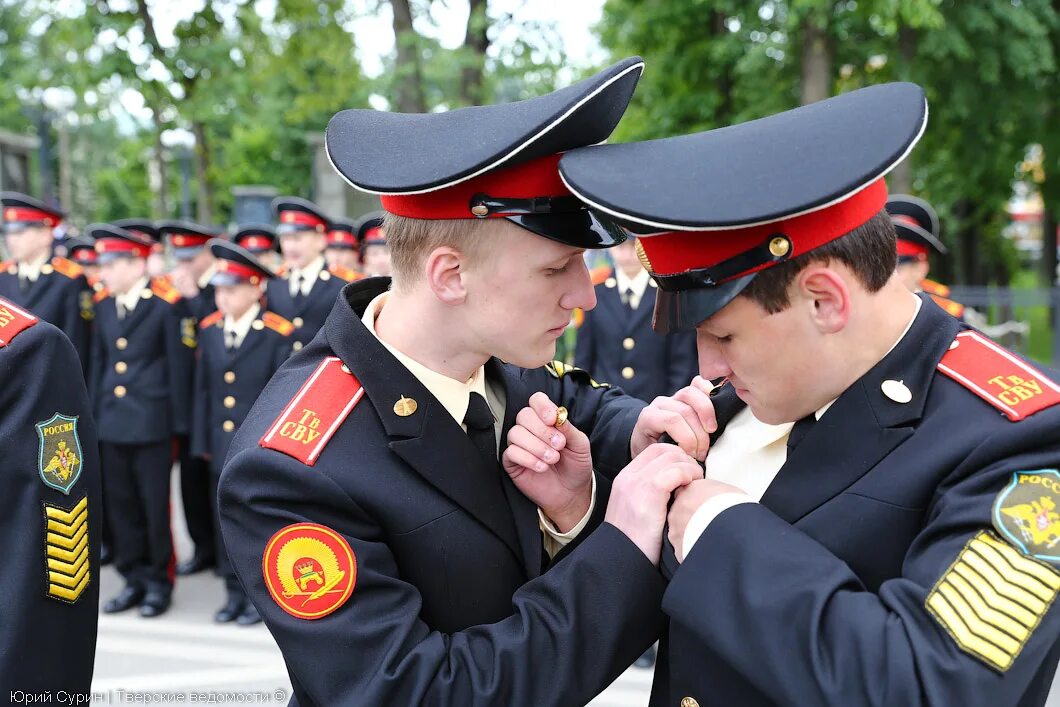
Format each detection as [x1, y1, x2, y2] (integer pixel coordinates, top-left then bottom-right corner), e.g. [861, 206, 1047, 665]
[554, 406, 569, 428]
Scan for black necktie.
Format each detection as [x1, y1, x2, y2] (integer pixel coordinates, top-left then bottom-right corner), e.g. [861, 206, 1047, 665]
[464, 392, 498, 468]
[623, 287, 636, 310]
[117, 301, 128, 320]
[226, 329, 238, 351]
[787, 414, 816, 452]
[292, 274, 306, 304]
[18, 274, 29, 294]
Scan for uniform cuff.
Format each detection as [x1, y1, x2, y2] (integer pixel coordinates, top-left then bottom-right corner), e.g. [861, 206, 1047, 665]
[539, 473, 597, 559]
[680, 492, 755, 561]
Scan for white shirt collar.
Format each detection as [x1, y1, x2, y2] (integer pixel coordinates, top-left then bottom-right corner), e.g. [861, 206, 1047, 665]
[18, 253, 51, 282]
[614, 268, 650, 307]
[361, 291, 491, 426]
[290, 256, 326, 295]
[116, 276, 151, 313]
[224, 303, 261, 348]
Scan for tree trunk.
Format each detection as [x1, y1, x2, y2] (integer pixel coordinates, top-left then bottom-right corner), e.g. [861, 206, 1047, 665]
[799, 15, 832, 105]
[390, 0, 427, 113]
[712, 10, 733, 123]
[192, 120, 213, 224]
[889, 26, 918, 193]
[148, 105, 169, 217]
[459, 0, 490, 106]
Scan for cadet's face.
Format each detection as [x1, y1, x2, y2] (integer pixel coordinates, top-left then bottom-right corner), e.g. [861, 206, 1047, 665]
[362, 244, 391, 276]
[99, 257, 147, 295]
[4, 225, 52, 262]
[462, 221, 596, 369]
[896, 259, 929, 292]
[280, 231, 326, 269]
[325, 248, 360, 271]
[696, 293, 820, 424]
[215, 283, 262, 319]
[610, 239, 642, 274]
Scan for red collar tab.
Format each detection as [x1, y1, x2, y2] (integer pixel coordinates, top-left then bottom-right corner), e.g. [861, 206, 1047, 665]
[216, 259, 264, 283]
[640, 178, 888, 285]
[379, 153, 574, 220]
[280, 210, 326, 231]
[4, 206, 60, 227]
[95, 238, 151, 258]
[937, 330, 1060, 421]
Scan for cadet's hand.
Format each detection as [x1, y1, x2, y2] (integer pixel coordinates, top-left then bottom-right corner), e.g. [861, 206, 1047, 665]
[630, 376, 717, 461]
[168, 267, 200, 299]
[605, 444, 704, 566]
[667, 478, 746, 562]
[502, 393, 593, 533]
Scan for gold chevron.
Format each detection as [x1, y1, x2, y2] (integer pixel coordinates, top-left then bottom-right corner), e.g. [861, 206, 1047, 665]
[50, 559, 89, 588]
[48, 572, 89, 602]
[47, 523, 87, 551]
[43, 495, 91, 603]
[47, 533, 87, 563]
[47, 507, 88, 537]
[48, 549, 88, 575]
[45, 496, 87, 524]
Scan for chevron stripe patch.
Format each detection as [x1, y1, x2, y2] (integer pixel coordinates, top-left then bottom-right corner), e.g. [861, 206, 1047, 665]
[43, 495, 90, 603]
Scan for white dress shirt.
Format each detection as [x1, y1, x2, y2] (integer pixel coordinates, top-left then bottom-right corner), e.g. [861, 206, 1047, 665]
[115, 276, 151, 319]
[288, 256, 326, 297]
[614, 268, 651, 311]
[223, 303, 261, 350]
[362, 291, 595, 558]
[18, 253, 51, 282]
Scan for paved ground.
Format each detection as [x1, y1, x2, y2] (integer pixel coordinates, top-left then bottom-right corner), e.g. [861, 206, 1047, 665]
[86, 468, 1059, 706]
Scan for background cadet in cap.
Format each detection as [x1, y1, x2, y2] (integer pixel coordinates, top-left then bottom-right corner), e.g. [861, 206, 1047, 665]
[157, 219, 222, 578]
[191, 239, 293, 628]
[323, 217, 364, 281]
[233, 223, 280, 270]
[559, 82, 1060, 707]
[0, 191, 92, 366]
[0, 294, 102, 697]
[113, 218, 167, 279]
[887, 194, 967, 319]
[219, 56, 714, 707]
[89, 223, 196, 619]
[356, 211, 390, 277]
[266, 196, 347, 352]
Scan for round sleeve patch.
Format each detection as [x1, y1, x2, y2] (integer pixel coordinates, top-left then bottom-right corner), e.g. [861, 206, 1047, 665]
[262, 522, 357, 619]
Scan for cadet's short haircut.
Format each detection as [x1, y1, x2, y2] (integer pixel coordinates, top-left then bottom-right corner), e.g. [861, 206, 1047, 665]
[739, 208, 896, 313]
[383, 213, 492, 290]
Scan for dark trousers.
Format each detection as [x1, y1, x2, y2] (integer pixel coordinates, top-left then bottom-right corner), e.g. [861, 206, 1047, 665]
[208, 469, 242, 596]
[101, 440, 174, 595]
[177, 435, 215, 561]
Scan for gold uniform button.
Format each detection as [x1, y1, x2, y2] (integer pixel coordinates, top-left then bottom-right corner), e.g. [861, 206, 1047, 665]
[292, 341, 304, 352]
[251, 319, 264, 331]
[114, 361, 128, 374]
[114, 385, 127, 398]
[292, 317, 304, 328]
[223, 395, 236, 409]
[224, 371, 236, 384]
[222, 420, 235, 433]
[319, 270, 331, 281]
[621, 366, 635, 379]
[680, 698, 700, 707]
[622, 337, 635, 350]
[116, 337, 128, 350]
[140, 289, 153, 299]
[41, 263, 54, 275]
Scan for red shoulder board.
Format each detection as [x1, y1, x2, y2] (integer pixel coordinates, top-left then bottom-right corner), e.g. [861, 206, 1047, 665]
[50, 256, 83, 280]
[199, 311, 223, 330]
[590, 265, 613, 286]
[275, 264, 289, 278]
[150, 277, 181, 304]
[0, 260, 12, 273]
[92, 286, 111, 304]
[920, 278, 951, 297]
[0, 296, 39, 347]
[937, 331, 1060, 421]
[328, 265, 362, 283]
[260, 356, 364, 465]
[930, 293, 965, 319]
[262, 311, 294, 336]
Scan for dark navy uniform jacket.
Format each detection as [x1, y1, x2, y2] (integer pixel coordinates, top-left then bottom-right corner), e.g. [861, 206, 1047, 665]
[90, 279, 196, 444]
[0, 298, 101, 695]
[186, 282, 216, 321]
[219, 278, 666, 707]
[191, 309, 292, 469]
[0, 256, 91, 364]
[576, 276, 699, 401]
[265, 265, 345, 351]
[651, 297, 1060, 707]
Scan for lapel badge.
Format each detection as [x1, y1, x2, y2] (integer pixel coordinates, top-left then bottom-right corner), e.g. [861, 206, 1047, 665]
[393, 396, 418, 417]
[36, 413, 83, 494]
[881, 379, 912, 404]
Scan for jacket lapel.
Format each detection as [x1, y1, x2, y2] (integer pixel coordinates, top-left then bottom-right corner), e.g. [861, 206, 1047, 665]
[324, 281, 525, 566]
[759, 296, 961, 523]
[227, 322, 263, 366]
[120, 293, 153, 334]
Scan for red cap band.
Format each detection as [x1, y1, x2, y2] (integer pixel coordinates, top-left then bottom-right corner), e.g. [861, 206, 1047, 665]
[279, 211, 326, 230]
[72, 249, 97, 264]
[216, 259, 262, 283]
[380, 154, 569, 219]
[169, 233, 211, 248]
[96, 239, 152, 258]
[896, 239, 929, 258]
[4, 207, 59, 227]
[239, 236, 273, 251]
[326, 231, 359, 248]
[361, 227, 385, 245]
[640, 178, 888, 281]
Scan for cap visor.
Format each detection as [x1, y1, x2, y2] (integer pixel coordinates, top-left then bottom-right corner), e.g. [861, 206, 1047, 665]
[505, 211, 626, 249]
[652, 274, 756, 334]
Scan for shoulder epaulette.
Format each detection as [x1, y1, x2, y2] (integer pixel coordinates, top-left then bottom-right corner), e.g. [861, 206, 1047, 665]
[262, 311, 294, 336]
[930, 293, 965, 319]
[259, 356, 364, 466]
[937, 330, 1060, 421]
[199, 311, 223, 330]
[590, 265, 613, 286]
[328, 265, 363, 283]
[92, 286, 111, 304]
[0, 296, 39, 347]
[50, 256, 83, 280]
[275, 264, 289, 278]
[921, 278, 951, 297]
[0, 260, 12, 273]
[150, 277, 182, 304]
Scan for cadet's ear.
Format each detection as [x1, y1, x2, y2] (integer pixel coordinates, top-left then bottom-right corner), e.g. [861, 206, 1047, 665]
[424, 246, 467, 305]
[797, 264, 849, 335]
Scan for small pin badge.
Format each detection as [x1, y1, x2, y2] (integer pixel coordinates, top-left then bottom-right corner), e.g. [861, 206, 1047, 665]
[881, 379, 912, 404]
[393, 396, 418, 417]
[554, 406, 569, 428]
